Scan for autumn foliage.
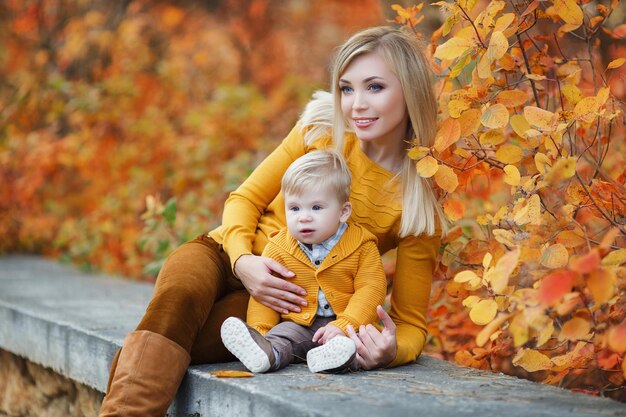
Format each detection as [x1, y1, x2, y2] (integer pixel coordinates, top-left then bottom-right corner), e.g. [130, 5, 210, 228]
[394, 0, 626, 401]
[1, 0, 625, 401]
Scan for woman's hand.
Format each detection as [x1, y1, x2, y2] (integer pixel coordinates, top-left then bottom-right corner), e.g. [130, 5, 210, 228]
[346, 305, 397, 370]
[311, 324, 344, 344]
[234, 254, 307, 314]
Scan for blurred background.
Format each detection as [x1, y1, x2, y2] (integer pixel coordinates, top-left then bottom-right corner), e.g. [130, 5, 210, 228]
[0, 0, 441, 278]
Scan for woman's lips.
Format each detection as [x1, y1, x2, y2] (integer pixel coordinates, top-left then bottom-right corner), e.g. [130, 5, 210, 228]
[353, 118, 378, 128]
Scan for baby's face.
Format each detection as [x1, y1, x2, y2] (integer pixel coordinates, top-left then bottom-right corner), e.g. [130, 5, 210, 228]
[284, 186, 351, 245]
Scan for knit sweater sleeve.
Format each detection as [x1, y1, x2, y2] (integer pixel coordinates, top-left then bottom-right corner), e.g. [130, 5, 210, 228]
[387, 232, 440, 368]
[330, 241, 388, 332]
[219, 124, 307, 271]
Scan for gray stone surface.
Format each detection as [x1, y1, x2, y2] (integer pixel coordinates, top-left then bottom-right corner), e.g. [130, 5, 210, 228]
[1, 255, 625, 417]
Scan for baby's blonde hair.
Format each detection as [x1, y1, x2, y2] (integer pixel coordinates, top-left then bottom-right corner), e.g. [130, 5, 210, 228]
[282, 150, 351, 203]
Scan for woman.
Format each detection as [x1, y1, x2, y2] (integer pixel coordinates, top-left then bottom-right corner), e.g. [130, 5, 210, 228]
[99, 26, 444, 416]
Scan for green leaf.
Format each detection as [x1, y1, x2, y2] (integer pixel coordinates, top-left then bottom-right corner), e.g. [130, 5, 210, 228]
[162, 197, 177, 227]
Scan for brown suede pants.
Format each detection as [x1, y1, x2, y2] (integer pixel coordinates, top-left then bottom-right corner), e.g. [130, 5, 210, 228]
[108, 233, 248, 388]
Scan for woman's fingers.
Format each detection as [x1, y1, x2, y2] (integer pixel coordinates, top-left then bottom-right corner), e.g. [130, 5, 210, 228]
[377, 305, 396, 335]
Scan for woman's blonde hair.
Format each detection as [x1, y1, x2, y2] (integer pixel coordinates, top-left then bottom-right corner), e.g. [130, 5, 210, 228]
[282, 149, 352, 204]
[300, 26, 446, 237]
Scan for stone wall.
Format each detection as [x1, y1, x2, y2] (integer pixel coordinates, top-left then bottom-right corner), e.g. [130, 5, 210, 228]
[0, 349, 103, 417]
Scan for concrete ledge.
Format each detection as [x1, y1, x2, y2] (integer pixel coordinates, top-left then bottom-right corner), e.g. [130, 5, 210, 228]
[1, 255, 624, 417]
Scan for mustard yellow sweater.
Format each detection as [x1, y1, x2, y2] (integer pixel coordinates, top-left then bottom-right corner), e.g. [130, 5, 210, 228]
[247, 223, 387, 335]
[209, 124, 440, 367]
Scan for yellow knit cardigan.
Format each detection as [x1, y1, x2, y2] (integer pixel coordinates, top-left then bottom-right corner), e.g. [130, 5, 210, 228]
[247, 223, 387, 335]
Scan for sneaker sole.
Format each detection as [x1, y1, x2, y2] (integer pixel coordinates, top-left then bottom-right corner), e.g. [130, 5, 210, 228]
[307, 336, 356, 373]
[220, 317, 271, 373]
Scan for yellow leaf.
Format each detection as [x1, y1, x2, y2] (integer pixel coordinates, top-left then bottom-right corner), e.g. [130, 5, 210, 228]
[554, 0, 583, 26]
[484, 247, 520, 293]
[608, 58, 626, 70]
[434, 118, 461, 152]
[481, 104, 509, 128]
[469, 299, 498, 325]
[526, 73, 547, 81]
[544, 157, 576, 185]
[415, 155, 439, 178]
[479, 129, 506, 146]
[454, 270, 479, 283]
[488, 31, 508, 62]
[608, 325, 626, 354]
[601, 249, 626, 267]
[524, 106, 556, 130]
[448, 99, 470, 118]
[514, 194, 542, 225]
[483, 252, 493, 269]
[443, 198, 465, 221]
[558, 317, 591, 341]
[537, 320, 554, 347]
[493, 13, 515, 32]
[476, 313, 511, 347]
[574, 96, 599, 124]
[513, 348, 553, 372]
[510, 313, 529, 347]
[493, 229, 517, 247]
[477, 51, 492, 79]
[535, 152, 551, 174]
[495, 144, 523, 164]
[503, 164, 521, 186]
[540, 243, 569, 269]
[458, 108, 482, 137]
[462, 295, 481, 308]
[510, 114, 532, 138]
[561, 84, 583, 106]
[587, 267, 616, 305]
[434, 164, 458, 192]
[407, 146, 430, 160]
[434, 37, 473, 60]
[496, 89, 528, 108]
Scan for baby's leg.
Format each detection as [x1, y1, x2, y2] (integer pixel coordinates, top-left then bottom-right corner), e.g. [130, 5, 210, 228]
[265, 321, 319, 369]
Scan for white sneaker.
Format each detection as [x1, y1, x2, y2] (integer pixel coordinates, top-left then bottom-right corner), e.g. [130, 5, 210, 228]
[307, 336, 356, 373]
[220, 317, 275, 373]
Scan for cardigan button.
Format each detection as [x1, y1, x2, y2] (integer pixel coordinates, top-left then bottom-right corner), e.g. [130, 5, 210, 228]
[303, 313, 310, 319]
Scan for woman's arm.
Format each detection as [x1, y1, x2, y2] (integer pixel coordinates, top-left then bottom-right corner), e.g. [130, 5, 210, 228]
[221, 124, 309, 312]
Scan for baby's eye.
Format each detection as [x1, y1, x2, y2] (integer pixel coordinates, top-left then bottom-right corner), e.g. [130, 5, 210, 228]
[369, 83, 384, 92]
[312, 205, 322, 211]
[340, 86, 353, 94]
[289, 206, 300, 212]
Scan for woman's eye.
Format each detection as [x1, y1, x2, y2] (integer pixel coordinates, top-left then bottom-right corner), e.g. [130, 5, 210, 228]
[369, 83, 384, 92]
[312, 205, 322, 211]
[340, 86, 353, 94]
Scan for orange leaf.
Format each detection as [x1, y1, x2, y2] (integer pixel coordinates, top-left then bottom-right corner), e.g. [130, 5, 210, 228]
[587, 267, 616, 305]
[495, 144, 523, 164]
[458, 108, 482, 137]
[484, 247, 520, 293]
[434, 118, 461, 152]
[569, 249, 601, 274]
[443, 198, 465, 221]
[521, 0, 539, 16]
[476, 313, 511, 347]
[210, 370, 254, 378]
[496, 90, 528, 108]
[607, 325, 626, 354]
[481, 104, 509, 129]
[434, 164, 458, 192]
[555, 230, 586, 248]
[513, 348, 553, 372]
[558, 317, 591, 341]
[537, 270, 576, 306]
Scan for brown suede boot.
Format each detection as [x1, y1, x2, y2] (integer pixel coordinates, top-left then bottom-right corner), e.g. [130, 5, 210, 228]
[98, 330, 191, 417]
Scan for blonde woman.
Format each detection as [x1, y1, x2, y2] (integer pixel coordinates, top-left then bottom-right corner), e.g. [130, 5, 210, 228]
[99, 26, 444, 417]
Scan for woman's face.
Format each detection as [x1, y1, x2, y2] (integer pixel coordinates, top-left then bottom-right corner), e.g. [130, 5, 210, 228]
[339, 51, 409, 146]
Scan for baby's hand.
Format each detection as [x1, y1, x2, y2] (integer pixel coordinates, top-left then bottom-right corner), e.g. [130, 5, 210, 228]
[312, 324, 345, 344]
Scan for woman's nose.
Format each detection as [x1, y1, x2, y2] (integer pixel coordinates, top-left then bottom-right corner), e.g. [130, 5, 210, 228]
[352, 92, 367, 110]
